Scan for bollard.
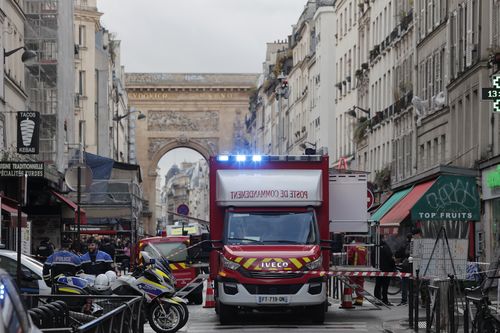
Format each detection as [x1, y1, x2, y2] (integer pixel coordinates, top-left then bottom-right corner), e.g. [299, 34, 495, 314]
[435, 288, 440, 333]
[415, 269, 420, 332]
[448, 275, 455, 333]
[425, 286, 431, 333]
[409, 277, 414, 328]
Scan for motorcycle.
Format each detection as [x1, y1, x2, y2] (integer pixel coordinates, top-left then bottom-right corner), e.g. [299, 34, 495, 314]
[112, 249, 189, 333]
[51, 274, 106, 316]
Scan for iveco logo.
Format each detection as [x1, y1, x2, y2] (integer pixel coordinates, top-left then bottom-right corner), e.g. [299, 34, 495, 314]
[261, 262, 289, 268]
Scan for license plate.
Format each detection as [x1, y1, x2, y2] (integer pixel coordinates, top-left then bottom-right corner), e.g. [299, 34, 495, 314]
[256, 295, 290, 304]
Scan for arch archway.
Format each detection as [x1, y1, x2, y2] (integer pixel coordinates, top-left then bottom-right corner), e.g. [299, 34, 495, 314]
[126, 73, 258, 235]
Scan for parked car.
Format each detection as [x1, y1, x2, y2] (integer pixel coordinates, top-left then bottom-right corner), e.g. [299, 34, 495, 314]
[0, 268, 42, 333]
[0, 250, 50, 295]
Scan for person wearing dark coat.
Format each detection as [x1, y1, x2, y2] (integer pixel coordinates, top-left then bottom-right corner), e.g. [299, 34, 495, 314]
[373, 239, 396, 305]
[100, 237, 116, 260]
[395, 233, 412, 305]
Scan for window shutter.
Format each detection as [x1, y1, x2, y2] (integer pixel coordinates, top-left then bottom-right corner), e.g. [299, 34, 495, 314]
[493, 2, 500, 48]
[466, 0, 473, 68]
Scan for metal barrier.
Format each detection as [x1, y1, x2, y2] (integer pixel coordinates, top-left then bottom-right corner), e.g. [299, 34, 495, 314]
[408, 276, 462, 333]
[23, 295, 145, 333]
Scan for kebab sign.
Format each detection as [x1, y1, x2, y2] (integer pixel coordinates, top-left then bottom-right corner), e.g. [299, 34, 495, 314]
[17, 111, 40, 154]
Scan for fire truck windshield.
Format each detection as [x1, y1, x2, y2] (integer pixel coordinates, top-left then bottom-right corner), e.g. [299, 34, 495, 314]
[143, 242, 187, 262]
[224, 211, 319, 245]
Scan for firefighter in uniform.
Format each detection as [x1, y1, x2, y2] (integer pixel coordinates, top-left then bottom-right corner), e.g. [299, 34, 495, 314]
[347, 238, 368, 306]
[42, 239, 82, 287]
[80, 238, 114, 275]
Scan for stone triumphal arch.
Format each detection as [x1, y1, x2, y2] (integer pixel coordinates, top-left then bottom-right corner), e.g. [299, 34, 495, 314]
[126, 73, 258, 234]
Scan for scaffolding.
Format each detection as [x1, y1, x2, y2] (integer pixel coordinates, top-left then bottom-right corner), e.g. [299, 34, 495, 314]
[24, 0, 74, 168]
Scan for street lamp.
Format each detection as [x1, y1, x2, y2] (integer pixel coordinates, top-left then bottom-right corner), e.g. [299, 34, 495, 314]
[300, 141, 317, 155]
[346, 106, 370, 118]
[113, 109, 146, 161]
[4, 46, 37, 63]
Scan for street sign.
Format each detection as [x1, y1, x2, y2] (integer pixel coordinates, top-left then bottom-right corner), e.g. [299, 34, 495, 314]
[482, 75, 500, 112]
[367, 189, 374, 210]
[17, 111, 40, 154]
[177, 204, 189, 216]
[0, 162, 44, 177]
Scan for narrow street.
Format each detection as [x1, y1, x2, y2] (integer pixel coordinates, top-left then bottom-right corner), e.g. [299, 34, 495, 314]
[144, 294, 409, 333]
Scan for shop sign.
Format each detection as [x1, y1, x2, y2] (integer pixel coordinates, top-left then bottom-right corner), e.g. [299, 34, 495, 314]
[0, 162, 44, 177]
[17, 111, 40, 154]
[411, 175, 480, 221]
[486, 166, 500, 189]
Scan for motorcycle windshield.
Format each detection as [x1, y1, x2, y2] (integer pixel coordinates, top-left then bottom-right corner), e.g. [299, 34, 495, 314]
[144, 242, 187, 263]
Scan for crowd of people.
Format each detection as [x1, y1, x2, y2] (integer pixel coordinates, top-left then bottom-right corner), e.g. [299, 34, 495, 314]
[37, 236, 133, 287]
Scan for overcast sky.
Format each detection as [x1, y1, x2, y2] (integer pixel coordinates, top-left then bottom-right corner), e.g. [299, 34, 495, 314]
[97, 0, 307, 73]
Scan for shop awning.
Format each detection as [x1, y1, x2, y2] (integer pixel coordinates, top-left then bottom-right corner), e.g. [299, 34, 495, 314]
[51, 190, 87, 225]
[369, 187, 413, 222]
[1, 199, 28, 227]
[380, 180, 436, 226]
[411, 175, 480, 221]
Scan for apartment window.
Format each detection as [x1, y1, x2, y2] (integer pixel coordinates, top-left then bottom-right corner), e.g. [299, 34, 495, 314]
[78, 25, 86, 46]
[79, 71, 86, 95]
[349, 3, 352, 28]
[440, 134, 446, 163]
[344, 8, 347, 34]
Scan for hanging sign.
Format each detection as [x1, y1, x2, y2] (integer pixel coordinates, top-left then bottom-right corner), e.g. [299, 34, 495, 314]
[17, 111, 40, 154]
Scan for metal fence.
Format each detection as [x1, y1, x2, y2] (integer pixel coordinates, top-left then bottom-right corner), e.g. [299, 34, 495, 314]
[23, 294, 145, 333]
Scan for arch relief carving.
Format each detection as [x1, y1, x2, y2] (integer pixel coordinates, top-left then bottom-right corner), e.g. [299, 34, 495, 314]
[147, 110, 219, 132]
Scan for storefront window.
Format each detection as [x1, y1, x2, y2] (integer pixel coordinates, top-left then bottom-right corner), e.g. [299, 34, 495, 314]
[492, 198, 500, 252]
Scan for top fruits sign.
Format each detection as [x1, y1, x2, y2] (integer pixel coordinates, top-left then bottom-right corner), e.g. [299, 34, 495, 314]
[17, 111, 40, 154]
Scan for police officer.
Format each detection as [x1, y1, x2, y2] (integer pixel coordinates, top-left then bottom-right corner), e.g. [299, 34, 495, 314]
[36, 237, 54, 262]
[80, 238, 114, 275]
[42, 239, 82, 287]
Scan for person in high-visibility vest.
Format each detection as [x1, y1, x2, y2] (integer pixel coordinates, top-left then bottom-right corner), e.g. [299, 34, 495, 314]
[347, 238, 368, 306]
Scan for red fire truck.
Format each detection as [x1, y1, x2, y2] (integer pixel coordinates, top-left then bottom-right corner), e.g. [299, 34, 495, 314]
[208, 154, 330, 324]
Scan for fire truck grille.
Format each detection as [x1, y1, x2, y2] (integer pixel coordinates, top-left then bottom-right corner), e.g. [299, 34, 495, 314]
[245, 271, 304, 279]
[242, 284, 303, 295]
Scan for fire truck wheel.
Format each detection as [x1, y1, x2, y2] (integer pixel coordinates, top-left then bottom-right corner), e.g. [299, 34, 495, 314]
[190, 291, 203, 305]
[308, 302, 326, 324]
[217, 301, 237, 325]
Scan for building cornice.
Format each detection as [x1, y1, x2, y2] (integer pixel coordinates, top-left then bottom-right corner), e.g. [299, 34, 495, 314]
[5, 73, 28, 99]
[8, 0, 26, 21]
[391, 165, 479, 190]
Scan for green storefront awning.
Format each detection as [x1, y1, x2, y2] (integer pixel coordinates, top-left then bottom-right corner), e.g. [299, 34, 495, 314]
[370, 187, 413, 222]
[411, 175, 480, 221]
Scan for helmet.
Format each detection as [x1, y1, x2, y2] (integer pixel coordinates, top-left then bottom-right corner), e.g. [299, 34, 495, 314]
[105, 271, 117, 284]
[94, 274, 110, 291]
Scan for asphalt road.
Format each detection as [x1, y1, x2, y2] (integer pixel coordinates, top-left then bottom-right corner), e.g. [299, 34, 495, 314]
[144, 296, 410, 333]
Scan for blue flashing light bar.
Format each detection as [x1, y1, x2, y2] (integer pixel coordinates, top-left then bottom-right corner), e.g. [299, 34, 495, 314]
[216, 155, 322, 162]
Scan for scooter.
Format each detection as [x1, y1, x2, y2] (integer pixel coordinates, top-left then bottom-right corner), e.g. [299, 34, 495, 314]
[112, 250, 188, 333]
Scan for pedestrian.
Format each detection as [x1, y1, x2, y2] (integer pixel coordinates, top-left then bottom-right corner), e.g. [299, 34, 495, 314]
[36, 237, 54, 262]
[395, 233, 412, 306]
[100, 237, 116, 260]
[80, 238, 114, 275]
[42, 239, 82, 287]
[347, 237, 368, 305]
[373, 236, 396, 306]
